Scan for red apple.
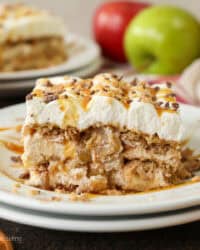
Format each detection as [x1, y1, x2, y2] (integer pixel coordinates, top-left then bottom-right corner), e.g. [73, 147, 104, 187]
[93, 1, 150, 62]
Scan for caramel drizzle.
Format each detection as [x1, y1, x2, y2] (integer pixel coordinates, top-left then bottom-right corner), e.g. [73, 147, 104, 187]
[0, 140, 24, 154]
[81, 96, 91, 111]
[156, 108, 176, 117]
[0, 124, 22, 132]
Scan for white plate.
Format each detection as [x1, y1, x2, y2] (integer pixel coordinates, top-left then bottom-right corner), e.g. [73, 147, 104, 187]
[0, 33, 100, 81]
[0, 57, 102, 97]
[0, 202, 199, 232]
[0, 103, 200, 216]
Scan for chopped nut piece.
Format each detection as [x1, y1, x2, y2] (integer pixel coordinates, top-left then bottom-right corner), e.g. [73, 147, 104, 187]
[26, 93, 33, 100]
[166, 82, 172, 88]
[154, 86, 160, 91]
[172, 103, 179, 110]
[44, 94, 58, 103]
[157, 101, 163, 106]
[10, 155, 22, 163]
[152, 96, 157, 102]
[165, 102, 170, 108]
[45, 80, 53, 87]
[130, 78, 138, 86]
[19, 171, 30, 179]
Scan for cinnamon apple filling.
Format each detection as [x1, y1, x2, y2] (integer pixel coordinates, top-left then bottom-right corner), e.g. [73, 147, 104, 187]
[22, 125, 199, 193]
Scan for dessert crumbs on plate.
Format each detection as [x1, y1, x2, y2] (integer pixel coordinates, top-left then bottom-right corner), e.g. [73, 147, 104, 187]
[69, 193, 91, 202]
[27, 189, 40, 196]
[51, 196, 62, 201]
[12, 183, 21, 193]
[55, 188, 64, 194]
[14, 183, 21, 188]
[191, 176, 200, 182]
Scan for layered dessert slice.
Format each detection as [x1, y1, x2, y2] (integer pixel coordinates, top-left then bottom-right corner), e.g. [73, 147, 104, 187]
[22, 73, 198, 193]
[0, 3, 66, 71]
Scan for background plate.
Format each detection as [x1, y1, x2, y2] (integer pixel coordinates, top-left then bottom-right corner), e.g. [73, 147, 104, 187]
[0, 57, 102, 97]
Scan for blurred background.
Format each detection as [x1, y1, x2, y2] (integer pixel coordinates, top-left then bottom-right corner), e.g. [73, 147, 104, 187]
[1, 0, 200, 105]
[4, 0, 200, 37]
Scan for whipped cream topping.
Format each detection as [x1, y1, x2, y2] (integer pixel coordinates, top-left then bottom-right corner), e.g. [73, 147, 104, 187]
[0, 3, 65, 44]
[24, 74, 184, 142]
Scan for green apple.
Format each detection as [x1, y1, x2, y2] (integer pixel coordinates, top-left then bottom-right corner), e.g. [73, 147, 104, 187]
[124, 5, 200, 75]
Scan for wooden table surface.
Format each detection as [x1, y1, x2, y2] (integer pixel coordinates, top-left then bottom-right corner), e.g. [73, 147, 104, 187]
[0, 219, 200, 250]
[0, 97, 200, 250]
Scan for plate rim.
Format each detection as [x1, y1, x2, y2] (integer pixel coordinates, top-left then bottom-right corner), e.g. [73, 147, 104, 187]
[0, 177, 200, 216]
[0, 201, 199, 232]
[0, 56, 102, 91]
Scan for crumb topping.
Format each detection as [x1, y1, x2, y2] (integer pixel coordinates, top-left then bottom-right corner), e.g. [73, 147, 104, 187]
[28, 73, 179, 113]
[0, 3, 48, 22]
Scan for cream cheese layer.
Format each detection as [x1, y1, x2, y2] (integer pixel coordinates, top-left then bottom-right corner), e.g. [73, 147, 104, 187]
[0, 3, 65, 44]
[24, 74, 184, 142]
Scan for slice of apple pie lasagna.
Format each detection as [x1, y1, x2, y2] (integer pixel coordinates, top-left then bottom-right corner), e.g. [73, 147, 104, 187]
[22, 73, 199, 193]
